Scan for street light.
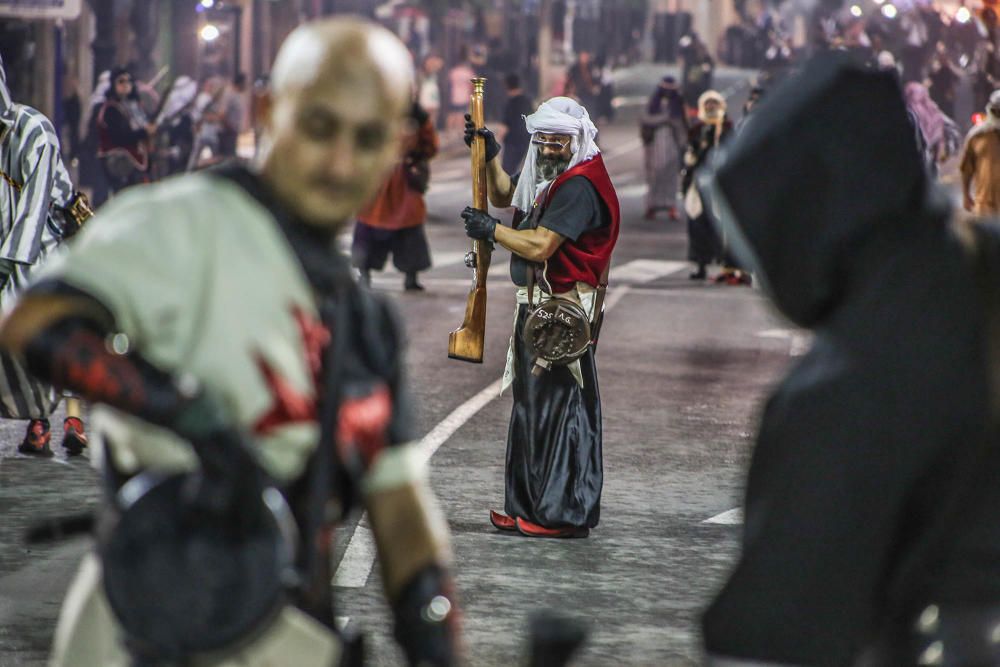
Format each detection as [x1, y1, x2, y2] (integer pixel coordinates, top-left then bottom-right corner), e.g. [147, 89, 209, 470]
[200, 24, 221, 42]
[850, 5, 863, 18]
[881, 4, 898, 19]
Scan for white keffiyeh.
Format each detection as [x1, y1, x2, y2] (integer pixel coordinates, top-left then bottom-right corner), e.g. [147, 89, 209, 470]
[511, 96, 601, 213]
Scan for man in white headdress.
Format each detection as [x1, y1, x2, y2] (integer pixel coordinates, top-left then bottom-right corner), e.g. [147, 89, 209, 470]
[460, 96, 620, 538]
[0, 54, 89, 456]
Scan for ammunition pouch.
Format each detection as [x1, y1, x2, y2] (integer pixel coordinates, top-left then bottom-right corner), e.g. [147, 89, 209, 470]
[522, 258, 609, 375]
[522, 297, 593, 375]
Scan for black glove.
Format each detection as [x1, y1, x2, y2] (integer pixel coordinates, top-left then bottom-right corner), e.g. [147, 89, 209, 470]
[173, 391, 264, 524]
[463, 114, 501, 163]
[461, 207, 498, 242]
[393, 565, 460, 667]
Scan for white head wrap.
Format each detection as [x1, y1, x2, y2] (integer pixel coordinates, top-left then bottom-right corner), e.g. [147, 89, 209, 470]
[511, 96, 600, 213]
[157, 76, 198, 123]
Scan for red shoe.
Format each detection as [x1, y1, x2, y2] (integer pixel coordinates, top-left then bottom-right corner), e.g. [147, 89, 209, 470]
[712, 270, 734, 284]
[490, 510, 518, 532]
[515, 517, 589, 539]
[667, 206, 679, 221]
[724, 271, 752, 287]
[18, 419, 53, 457]
[62, 417, 88, 456]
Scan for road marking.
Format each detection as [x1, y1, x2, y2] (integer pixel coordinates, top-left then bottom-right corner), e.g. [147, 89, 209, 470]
[604, 137, 642, 163]
[611, 259, 688, 283]
[331, 522, 376, 588]
[417, 379, 505, 462]
[756, 329, 811, 357]
[756, 328, 795, 339]
[427, 181, 467, 196]
[703, 508, 743, 525]
[617, 184, 648, 197]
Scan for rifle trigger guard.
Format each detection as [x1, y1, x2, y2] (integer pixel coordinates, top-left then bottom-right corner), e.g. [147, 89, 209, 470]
[464, 251, 477, 269]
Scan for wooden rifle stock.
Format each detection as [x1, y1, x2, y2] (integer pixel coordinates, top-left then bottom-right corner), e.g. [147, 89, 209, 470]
[448, 78, 492, 363]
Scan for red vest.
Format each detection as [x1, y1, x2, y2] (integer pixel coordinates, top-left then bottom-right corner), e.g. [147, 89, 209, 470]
[537, 154, 620, 294]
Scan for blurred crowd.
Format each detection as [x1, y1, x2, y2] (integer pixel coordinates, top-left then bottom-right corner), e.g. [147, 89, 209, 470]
[57, 66, 252, 207]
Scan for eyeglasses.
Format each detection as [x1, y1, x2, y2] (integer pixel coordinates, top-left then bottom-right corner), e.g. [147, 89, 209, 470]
[531, 136, 571, 150]
[115, 77, 132, 85]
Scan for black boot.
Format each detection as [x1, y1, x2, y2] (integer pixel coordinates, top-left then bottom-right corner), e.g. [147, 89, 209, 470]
[404, 272, 424, 291]
[689, 264, 707, 280]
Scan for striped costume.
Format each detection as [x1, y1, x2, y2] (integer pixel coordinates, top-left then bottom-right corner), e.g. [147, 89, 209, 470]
[0, 59, 74, 418]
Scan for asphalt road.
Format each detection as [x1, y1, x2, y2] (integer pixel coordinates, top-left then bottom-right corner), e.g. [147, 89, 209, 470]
[0, 72, 808, 666]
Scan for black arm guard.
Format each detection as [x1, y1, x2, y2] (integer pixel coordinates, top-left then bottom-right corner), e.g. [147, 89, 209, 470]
[392, 565, 459, 667]
[23, 312, 261, 513]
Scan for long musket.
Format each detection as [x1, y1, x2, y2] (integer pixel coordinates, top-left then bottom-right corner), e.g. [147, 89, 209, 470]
[448, 77, 492, 363]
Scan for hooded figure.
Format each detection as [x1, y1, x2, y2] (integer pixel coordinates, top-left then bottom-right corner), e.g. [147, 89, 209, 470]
[698, 55, 1000, 666]
[0, 54, 88, 454]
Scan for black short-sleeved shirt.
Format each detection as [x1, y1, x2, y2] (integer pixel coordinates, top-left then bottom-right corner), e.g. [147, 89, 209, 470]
[508, 174, 609, 287]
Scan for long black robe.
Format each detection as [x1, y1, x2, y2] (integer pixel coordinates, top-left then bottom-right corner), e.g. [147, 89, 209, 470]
[505, 306, 602, 529]
[504, 176, 611, 530]
[699, 56, 1000, 665]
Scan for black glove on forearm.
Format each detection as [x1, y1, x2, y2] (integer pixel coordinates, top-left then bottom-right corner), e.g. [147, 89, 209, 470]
[463, 114, 501, 163]
[392, 565, 460, 667]
[22, 313, 262, 516]
[461, 207, 498, 242]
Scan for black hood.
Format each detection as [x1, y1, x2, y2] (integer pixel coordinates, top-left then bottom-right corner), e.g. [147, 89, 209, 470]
[699, 55, 937, 328]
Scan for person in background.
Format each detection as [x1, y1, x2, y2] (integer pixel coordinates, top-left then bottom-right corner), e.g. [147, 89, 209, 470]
[0, 54, 89, 456]
[904, 81, 961, 176]
[680, 33, 715, 116]
[640, 76, 688, 221]
[565, 50, 601, 112]
[353, 101, 439, 291]
[927, 42, 961, 119]
[735, 85, 765, 133]
[447, 49, 475, 134]
[683, 91, 740, 283]
[418, 54, 444, 129]
[96, 66, 156, 194]
[961, 90, 1000, 216]
[213, 72, 249, 159]
[500, 73, 534, 176]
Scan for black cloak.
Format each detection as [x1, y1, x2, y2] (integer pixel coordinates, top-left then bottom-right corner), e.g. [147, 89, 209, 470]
[698, 55, 1000, 665]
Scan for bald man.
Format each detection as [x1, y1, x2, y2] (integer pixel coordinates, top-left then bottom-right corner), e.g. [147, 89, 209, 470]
[0, 18, 461, 667]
